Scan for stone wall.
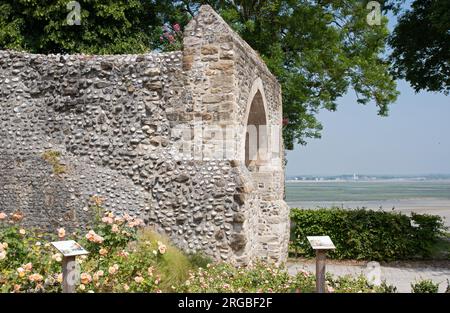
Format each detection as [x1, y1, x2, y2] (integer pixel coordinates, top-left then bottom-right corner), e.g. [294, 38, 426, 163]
[0, 5, 289, 265]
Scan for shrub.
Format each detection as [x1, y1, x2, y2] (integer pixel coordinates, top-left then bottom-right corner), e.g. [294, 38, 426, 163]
[410, 213, 446, 256]
[379, 281, 398, 293]
[177, 262, 316, 293]
[411, 279, 439, 293]
[325, 274, 394, 293]
[290, 208, 446, 261]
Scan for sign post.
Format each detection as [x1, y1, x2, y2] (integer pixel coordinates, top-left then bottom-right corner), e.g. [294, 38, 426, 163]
[51, 240, 89, 293]
[61, 255, 76, 293]
[307, 236, 336, 293]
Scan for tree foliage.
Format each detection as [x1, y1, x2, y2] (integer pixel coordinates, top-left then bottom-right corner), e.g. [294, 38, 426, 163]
[180, 1, 399, 148]
[0, 0, 184, 54]
[389, 0, 450, 94]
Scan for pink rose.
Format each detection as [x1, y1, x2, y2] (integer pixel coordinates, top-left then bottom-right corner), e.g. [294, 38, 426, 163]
[80, 273, 92, 284]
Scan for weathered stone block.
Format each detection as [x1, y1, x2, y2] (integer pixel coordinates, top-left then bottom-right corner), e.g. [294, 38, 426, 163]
[209, 60, 234, 71]
[144, 68, 160, 76]
[233, 193, 245, 206]
[174, 174, 190, 183]
[100, 61, 113, 70]
[145, 81, 162, 91]
[233, 213, 245, 223]
[201, 45, 219, 55]
[229, 233, 246, 251]
[182, 54, 194, 71]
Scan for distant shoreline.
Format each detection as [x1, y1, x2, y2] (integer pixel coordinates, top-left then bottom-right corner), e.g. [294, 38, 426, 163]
[286, 179, 450, 183]
[285, 174, 450, 183]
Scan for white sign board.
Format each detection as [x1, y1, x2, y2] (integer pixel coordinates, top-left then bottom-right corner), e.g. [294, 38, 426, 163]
[307, 236, 336, 250]
[51, 240, 89, 257]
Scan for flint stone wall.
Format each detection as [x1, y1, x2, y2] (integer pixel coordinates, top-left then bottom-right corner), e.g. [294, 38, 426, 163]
[0, 5, 289, 264]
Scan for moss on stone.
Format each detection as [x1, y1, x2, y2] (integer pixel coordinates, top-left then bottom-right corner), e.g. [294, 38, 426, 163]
[41, 150, 66, 175]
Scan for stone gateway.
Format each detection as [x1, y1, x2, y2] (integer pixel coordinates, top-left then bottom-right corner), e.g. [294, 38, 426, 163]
[0, 6, 289, 265]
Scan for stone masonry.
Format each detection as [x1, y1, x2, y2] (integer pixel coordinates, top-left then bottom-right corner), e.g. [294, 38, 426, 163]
[0, 5, 289, 265]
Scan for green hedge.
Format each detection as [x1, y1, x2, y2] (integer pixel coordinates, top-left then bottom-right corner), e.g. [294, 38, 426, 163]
[290, 208, 446, 261]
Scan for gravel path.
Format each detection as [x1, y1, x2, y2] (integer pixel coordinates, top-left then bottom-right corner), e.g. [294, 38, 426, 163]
[287, 260, 450, 293]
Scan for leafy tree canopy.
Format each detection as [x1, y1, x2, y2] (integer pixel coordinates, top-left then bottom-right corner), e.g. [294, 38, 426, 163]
[0, 0, 185, 54]
[389, 0, 450, 94]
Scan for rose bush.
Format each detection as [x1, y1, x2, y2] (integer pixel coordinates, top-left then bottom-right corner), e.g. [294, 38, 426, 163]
[0, 208, 161, 293]
[160, 23, 183, 51]
[177, 262, 316, 293]
[0, 208, 395, 293]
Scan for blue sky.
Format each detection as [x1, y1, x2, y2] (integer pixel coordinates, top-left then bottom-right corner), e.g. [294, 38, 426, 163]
[286, 3, 450, 176]
[286, 80, 450, 176]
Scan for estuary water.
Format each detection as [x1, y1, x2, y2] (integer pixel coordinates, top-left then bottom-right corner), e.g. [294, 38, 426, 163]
[285, 180, 450, 226]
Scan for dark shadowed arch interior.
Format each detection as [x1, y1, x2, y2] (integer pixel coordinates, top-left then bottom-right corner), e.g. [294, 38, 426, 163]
[245, 90, 268, 171]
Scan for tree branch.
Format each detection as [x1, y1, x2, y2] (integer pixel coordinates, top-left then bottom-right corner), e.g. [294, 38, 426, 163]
[182, 0, 195, 18]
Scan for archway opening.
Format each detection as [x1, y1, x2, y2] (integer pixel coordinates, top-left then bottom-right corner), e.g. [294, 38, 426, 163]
[245, 90, 268, 172]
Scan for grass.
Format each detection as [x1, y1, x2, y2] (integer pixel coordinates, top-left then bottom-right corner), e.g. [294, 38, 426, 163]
[133, 229, 212, 290]
[41, 150, 66, 175]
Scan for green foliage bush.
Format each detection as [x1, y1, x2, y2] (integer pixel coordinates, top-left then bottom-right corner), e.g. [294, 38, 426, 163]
[411, 279, 439, 293]
[177, 262, 314, 293]
[178, 263, 391, 293]
[325, 274, 396, 293]
[290, 208, 446, 261]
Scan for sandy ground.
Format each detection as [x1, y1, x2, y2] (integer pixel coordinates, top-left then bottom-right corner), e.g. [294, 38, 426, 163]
[287, 199, 450, 227]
